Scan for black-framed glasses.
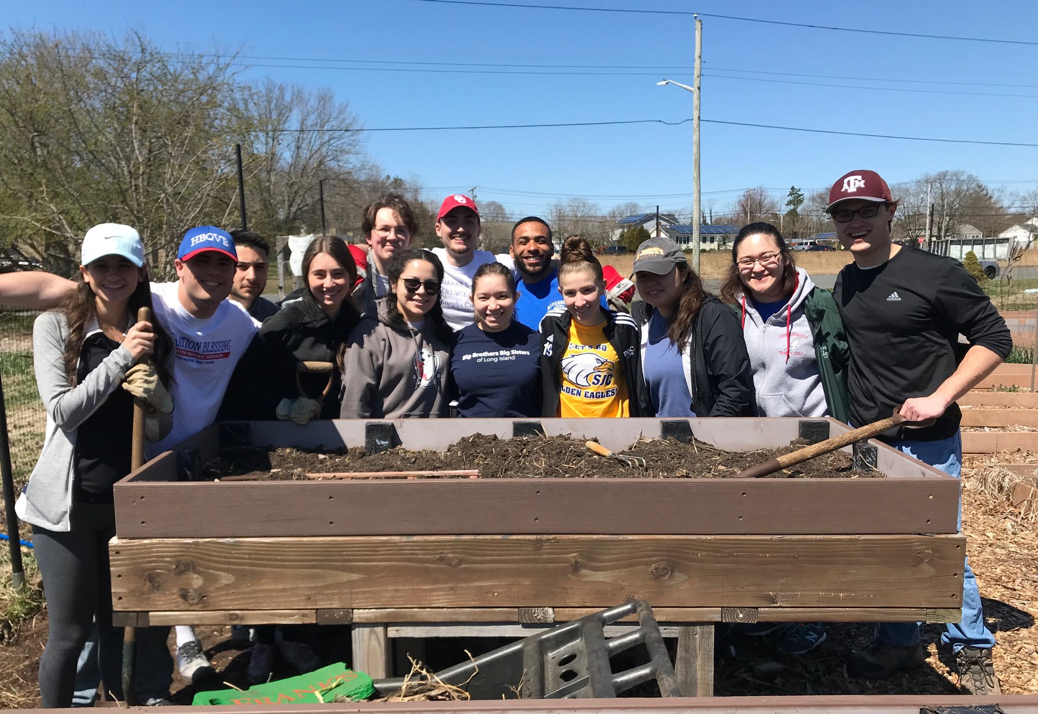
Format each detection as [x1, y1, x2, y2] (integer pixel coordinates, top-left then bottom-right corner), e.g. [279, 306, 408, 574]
[831, 204, 884, 223]
[401, 277, 440, 295]
[736, 251, 781, 269]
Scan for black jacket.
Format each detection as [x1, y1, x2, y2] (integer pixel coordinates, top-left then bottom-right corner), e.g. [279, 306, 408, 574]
[538, 307, 649, 417]
[632, 296, 755, 417]
[221, 297, 362, 420]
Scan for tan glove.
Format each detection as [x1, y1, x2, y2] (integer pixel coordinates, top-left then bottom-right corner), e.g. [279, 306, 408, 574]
[145, 411, 174, 443]
[121, 363, 173, 415]
[289, 397, 322, 426]
[276, 398, 294, 421]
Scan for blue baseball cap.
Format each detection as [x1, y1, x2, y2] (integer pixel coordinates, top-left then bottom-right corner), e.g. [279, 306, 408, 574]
[177, 226, 237, 262]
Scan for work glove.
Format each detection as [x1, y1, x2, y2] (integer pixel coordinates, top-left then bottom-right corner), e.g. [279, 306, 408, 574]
[121, 363, 174, 415]
[145, 411, 174, 443]
[276, 398, 294, 421]
[289, 397, 322, 426]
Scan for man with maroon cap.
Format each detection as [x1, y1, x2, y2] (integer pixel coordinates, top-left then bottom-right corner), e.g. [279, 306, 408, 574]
[829, 170, 1010, 693]
[431, 194, 498, 331]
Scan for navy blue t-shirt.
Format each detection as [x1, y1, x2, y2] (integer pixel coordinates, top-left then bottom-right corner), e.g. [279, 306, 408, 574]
[751, 296, 787, 324]
[643, 312, 696, 417]
[450, 322, 542, 417]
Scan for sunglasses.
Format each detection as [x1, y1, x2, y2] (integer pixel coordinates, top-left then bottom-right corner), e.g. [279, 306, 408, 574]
[831, 204, 885, 223]
[401, 277, 440, 295]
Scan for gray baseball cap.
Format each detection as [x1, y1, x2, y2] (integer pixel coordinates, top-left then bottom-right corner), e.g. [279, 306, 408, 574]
[632, 236, 687, 275]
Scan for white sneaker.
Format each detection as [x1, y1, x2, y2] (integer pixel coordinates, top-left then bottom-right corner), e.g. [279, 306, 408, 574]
[279, 641, 320, 674]
[176, 640, 215, 682]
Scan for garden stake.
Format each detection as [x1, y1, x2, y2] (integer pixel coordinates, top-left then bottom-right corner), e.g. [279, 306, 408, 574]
[123, 306, 150, 706]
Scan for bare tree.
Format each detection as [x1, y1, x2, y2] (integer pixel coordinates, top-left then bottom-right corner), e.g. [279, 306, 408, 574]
[549, 198, 609, 246]
[735, 187, 780, 225]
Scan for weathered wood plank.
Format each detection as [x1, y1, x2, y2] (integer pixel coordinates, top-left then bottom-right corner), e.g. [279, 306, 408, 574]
[353, 608, 521, 624]
[962, 431, 1038, 453]
[675, 625, 713, 697]
[112, 476, 959, 538]
[960, 408, 1038, 427]
[351, 625, 389, 680]
[144, 610, 315, 626]
[109, 535, 964, 612]
[961, 391, 1038, 408]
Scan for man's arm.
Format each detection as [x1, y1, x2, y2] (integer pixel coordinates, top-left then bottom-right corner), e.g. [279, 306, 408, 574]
[900, 344, 1003, 422]
[0, 272, 76, 309]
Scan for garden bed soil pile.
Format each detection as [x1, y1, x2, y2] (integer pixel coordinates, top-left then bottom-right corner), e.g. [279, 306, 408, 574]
[203, 435, 870, 481]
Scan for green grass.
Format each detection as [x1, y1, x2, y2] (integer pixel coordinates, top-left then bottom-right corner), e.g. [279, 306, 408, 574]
[1006, 345, 1036, 364]
[984, 278, 1038, 311]
[0, 548, 43, 643]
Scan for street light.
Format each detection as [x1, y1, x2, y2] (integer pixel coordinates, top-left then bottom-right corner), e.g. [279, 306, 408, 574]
[657, 16, 701, 273]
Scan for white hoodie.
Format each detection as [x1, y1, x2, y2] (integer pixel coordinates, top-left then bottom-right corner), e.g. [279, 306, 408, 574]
[737, 267, 828, 418]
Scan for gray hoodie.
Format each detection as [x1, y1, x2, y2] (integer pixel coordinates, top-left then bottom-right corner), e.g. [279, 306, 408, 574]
[339, 298, 451, 419]
[736, 267, 828, 418]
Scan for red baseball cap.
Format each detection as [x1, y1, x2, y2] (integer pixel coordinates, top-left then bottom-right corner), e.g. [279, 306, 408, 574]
[826, 170, 894, 212]
[437, 194, 480, 221]
[347, 244, 369, 291]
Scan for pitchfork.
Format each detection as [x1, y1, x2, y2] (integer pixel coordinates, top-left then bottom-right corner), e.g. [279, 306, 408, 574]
[585, 440, 646, 469]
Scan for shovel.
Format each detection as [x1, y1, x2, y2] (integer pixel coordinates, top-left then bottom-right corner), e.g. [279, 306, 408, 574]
[585, 440, 646, 469]
[736, 409, 935, 479]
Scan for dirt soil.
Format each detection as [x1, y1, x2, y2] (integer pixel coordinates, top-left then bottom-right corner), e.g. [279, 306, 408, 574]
[4, 453, 1037, 706]
[203, 435, 869, 481]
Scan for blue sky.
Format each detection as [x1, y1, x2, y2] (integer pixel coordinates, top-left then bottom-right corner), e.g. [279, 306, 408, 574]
[8, 0, 1038, 218]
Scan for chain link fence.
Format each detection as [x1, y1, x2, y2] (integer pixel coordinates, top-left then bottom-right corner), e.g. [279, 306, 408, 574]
[0, 308, 45, 492]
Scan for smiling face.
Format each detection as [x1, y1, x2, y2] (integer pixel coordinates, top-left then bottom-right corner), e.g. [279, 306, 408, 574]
[80, 255, 144, 308]
[393, 258, 439, 323]
[735, 233, 788, 302]
[633, 265, 685, 317]
[832, 199, 897, 267]
[308, 251, 351, 317]
[559, 267, 605, 327]
[366, 207, 412, 273]
[435, 207, 481, 257]
[471, 273, 517, 332]
[509, 220, 553, 280]
[175, 251, 237, 318]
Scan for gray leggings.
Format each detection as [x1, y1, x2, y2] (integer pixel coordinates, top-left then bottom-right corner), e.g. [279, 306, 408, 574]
[32, 502, 172, 707]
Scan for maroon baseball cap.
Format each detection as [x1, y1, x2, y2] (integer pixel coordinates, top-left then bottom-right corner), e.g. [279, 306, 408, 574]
[437, 194, 480, 221]
[826, 170, 894, 212]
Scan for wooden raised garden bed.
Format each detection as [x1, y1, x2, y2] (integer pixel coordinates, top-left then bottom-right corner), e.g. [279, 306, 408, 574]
[109, 417, 964, 692]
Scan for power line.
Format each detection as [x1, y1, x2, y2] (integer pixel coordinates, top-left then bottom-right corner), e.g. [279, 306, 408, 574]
[403, 0, 1038, 47]
[700, 119, 1038, 148]
[705, 72, 1038, 100]
[705, 65, 1038, 90]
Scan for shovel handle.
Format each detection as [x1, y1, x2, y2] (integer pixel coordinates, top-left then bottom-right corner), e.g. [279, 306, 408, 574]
[130, 307, 151, 472]
[585, 440, 613, 458]
[737, 410, 909, 479]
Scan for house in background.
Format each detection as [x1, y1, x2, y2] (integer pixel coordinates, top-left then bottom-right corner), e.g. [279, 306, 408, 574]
[663, 224, 740, 251]
[951, 223, 983, 241]
[999, 216, 1038, 247]
[612, 212, 678, 242]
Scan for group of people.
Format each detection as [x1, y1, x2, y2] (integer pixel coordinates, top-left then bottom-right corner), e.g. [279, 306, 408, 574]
[0, 168, 1012, 706]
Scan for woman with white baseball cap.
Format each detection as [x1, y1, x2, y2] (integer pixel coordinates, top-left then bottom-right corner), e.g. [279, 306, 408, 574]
[16, 223, 175, 707]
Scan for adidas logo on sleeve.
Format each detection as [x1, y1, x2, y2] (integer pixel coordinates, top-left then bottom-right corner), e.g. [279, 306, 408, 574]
[886, 291, 902, 302]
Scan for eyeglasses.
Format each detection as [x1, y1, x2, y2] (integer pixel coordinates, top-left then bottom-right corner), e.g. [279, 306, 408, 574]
[401, 277, 440, 295]
[736, 252, 781, 269]
[831, 204, 885, 223]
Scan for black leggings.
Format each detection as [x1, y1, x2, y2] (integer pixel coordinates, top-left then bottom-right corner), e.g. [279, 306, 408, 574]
[32, 502, 172, 707]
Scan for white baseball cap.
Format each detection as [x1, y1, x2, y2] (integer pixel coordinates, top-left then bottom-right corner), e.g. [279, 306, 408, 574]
[81, 223, 145, 267]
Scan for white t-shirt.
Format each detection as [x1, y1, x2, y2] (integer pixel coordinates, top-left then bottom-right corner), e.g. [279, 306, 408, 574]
[148, 282, 258, 456]
[431, 248, 498, 331]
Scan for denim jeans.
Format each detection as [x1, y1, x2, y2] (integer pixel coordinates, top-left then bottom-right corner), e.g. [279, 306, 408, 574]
[876, 431, 996, 652]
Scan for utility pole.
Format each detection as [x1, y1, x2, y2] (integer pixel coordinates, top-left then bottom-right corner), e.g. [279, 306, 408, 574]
[655, 205, 660, 238]
[691, 14, 702, 274]
[319, 179, 327, 236]
[924, 182, 933, 252]
[235, 143, 248, 230]
[471, 186, 477, 204]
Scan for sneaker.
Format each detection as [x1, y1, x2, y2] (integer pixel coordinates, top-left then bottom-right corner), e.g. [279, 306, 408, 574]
[143, 697, 172, 706]
[176, 640, 215, 682]
[955, 647, 1001, 695]
[775, 623, 827, 655]
[248, 643, 276, 685]
[279, 641, 320, 674]
[735, 622, 783, 637]
[846, 640, 925, 679]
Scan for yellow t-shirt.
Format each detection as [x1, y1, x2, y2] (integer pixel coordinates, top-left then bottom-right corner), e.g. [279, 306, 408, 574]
[558, 320, 630, 418]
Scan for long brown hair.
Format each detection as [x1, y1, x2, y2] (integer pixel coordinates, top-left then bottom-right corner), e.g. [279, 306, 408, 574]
[385, 248, 452, 342]
[667, 265, 709, 351]
[719, 222, 797, 304]
[62, 267, 173, 387]
[302, 237, 359, 319]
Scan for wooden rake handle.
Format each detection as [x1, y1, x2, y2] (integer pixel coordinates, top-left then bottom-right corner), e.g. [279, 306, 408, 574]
[130, 307, 151, 472]
[585, 440, 614, 458]
[295, 360, 336, 400]
[736, 410, 923, 479]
